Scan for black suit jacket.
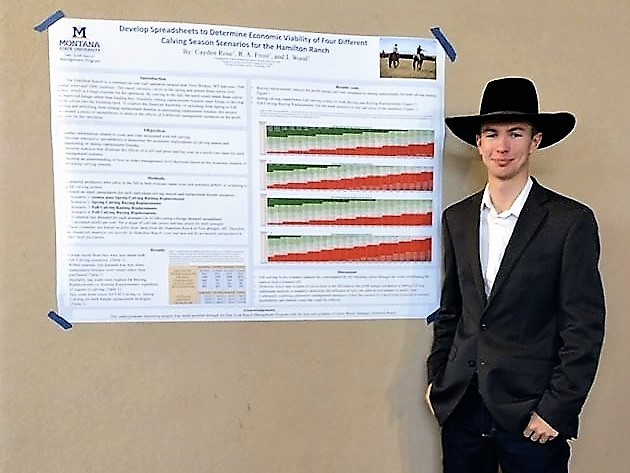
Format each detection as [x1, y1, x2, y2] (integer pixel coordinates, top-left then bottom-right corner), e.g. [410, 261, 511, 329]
[427, 178, 605, 438]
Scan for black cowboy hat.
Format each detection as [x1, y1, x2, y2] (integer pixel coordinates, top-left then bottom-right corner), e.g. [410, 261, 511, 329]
[445, 77, 576, 149]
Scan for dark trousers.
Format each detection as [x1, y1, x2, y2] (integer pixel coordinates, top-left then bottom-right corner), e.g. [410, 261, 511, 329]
[441, 380, 570, 473]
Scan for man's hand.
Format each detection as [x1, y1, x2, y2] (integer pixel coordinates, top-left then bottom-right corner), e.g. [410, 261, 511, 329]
[523, 411, 559, 443]
[425, 383, 435, 416]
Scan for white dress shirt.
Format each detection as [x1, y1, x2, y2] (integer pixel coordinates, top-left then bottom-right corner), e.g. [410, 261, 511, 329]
[479, 177, 533, 296]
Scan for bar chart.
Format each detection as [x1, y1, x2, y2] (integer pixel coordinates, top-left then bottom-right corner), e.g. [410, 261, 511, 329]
[263, 126, 434, 157]
[265, 163, 433, 191]
[265, 198, 433, 226]
[265, 234, 432, 262]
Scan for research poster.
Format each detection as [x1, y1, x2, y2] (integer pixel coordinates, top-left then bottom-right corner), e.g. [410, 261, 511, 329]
[47, 18, 446, 322]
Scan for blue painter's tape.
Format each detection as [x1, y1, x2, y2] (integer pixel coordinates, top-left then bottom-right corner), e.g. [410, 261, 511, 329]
[430, 27, 456, 62]
[426, 307, 439, 325]
[48, 311, 73, 330]
[34, 10, 65, 32]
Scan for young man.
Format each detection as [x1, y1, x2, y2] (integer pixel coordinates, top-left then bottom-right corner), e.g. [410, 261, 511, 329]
[426, 77, 605, 473]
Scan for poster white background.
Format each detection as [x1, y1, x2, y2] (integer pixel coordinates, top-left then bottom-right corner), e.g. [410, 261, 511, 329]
[48, 18, 445, 322]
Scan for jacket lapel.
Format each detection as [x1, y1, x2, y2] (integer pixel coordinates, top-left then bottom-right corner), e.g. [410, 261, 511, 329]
[486, 180, 549, 306]
[461, 192, 488, 307]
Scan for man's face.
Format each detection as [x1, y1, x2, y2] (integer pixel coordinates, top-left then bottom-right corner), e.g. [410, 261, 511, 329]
[476, 121, 542, 182]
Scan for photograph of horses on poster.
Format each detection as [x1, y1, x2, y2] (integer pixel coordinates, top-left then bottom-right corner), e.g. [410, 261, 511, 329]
[379, 37, 437, 80]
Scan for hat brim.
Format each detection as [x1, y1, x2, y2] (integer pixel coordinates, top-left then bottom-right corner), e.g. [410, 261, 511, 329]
[445, 111, 576, 149]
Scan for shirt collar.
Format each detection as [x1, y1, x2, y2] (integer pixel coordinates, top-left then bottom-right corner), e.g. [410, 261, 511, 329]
[480, 176, 533, 217]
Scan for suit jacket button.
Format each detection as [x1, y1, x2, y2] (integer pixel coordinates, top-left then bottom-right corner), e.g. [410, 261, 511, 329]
[467, 360, 476, 368]
[480, 323, 488, 331]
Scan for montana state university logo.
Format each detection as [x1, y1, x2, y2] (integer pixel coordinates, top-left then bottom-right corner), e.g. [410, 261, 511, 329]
[58, 25, 101, 51]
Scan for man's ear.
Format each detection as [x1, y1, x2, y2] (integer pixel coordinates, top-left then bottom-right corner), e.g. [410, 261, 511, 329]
[532, 132, 543, 149]
[476, 134, 485, 159]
